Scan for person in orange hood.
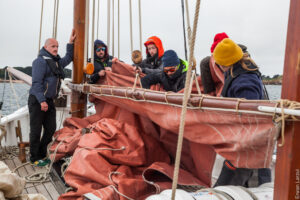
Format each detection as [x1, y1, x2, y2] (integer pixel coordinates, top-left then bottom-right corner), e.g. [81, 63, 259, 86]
[137, 36, 164, 74]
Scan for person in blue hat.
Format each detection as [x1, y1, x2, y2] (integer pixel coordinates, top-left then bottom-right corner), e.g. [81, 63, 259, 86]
[141, 50, 188, 92]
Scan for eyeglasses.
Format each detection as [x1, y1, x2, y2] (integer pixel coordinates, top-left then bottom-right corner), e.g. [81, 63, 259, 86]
[164, 67, 177, 73]
[96, 47, 106, 52]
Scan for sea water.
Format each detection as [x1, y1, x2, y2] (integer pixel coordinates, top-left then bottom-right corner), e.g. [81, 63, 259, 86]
[0, 83, 282, 116]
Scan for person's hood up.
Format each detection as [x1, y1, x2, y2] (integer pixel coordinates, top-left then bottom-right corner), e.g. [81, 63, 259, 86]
[144, 36, 164, 59]
[94, 39, 108, 58]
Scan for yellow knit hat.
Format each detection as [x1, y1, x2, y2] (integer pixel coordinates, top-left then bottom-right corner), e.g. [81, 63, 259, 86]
[213, 38, 243, 67]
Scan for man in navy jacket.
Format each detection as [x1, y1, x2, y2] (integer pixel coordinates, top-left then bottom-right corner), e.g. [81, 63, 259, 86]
[28, 30, 76, 166]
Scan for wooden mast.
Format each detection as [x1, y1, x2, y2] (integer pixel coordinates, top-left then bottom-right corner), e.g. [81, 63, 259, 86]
[274, 0, 300, 199]
[72, 0, 87, 118]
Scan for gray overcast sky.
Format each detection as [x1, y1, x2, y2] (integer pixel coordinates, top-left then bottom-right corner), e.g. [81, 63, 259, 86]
[0, 0, 290, 76]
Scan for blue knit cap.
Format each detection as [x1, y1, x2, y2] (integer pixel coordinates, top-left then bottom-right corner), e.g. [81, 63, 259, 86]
[162, 50, 180, 67]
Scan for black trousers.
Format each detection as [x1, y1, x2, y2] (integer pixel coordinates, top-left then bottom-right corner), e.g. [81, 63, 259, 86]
[28, 95, 56, 162]
[214, 160, 271, 187]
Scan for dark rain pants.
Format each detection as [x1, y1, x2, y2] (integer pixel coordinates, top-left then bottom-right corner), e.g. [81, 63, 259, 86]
[28, 94, 56, 162]
[214, 160, 271, 187]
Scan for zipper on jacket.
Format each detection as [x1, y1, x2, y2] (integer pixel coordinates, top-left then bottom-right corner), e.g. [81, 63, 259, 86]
[55, 78, 59, 96]
[44, 83, 49, 95]
[55, 62, 59, 96]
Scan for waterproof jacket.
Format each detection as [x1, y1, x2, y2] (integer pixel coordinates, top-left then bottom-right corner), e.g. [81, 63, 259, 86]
[29, 44, 74, 103]
[221, 62, 265, 99]
[90, 40, 113, 84]
[141, 59, 188, 92]
[140, 36, 164, 74]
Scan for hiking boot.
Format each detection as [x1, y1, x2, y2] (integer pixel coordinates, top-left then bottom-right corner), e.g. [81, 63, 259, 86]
[31, 159, 49, 167]
[43, 158, 51, 165]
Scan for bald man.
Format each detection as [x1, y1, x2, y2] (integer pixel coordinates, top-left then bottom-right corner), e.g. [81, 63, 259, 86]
[28, 30, 76, 166]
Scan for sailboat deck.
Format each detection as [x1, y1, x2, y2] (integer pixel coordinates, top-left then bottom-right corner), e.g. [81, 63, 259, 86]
[2, 156, 64, 200]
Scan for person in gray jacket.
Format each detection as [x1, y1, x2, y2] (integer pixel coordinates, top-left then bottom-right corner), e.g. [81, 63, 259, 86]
[28, 30, 76, 166]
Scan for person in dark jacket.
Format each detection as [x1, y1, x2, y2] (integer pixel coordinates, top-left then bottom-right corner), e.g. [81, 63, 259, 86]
[89, 40, 114, 84]
[200, 33, 251, 96]
[141, 50, 188, 92]
[200, 32, 229, 94]
[212, 38, 271, 187]
[28, 30, 76, 166]
[134, 36, 165, 74]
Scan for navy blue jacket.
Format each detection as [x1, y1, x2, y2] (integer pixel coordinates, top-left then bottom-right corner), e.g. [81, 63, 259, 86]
[222, 63, 264, 100]
[29, 44, 74, 103]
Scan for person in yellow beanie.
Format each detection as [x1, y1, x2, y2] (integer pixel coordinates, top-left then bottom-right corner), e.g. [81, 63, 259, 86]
[212, 38, 271, 187]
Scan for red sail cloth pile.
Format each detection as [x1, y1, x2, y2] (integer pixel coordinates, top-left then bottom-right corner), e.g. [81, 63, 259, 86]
[50, 61, 278, 200]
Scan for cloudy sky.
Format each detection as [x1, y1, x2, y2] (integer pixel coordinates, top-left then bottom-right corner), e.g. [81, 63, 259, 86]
[0, 0, 290, 76]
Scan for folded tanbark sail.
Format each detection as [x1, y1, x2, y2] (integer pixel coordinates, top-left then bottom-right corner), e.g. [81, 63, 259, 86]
[50, 61, 279, 200]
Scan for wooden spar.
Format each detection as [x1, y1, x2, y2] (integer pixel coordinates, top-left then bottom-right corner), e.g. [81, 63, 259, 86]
[6, 67, 32, 86]
[72, 0, 87, 118]
[67, 83, 281, 112]
[274, 0, 300, 199]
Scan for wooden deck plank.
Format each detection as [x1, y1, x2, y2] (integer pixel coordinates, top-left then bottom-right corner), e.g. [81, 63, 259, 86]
[35, 183, 53, 200]
[44, 181, 61, 199]
[4, 156, 62, 199]
[23, 162, 39, 194]
[13, 157, 29, 194]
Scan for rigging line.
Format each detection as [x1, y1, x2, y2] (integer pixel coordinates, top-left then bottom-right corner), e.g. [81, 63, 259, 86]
[54, 0, 60, 39]
[129, 0, 133, 53]
[0, 68, 7, 111]
[7, 71, 20, 109]
[52, 0, 57, 38]
[181, 0, 188, 61]
[91, 0, 96, 64]
[38, 0, 44, 56]
[184, 0, 197, 73]
[171, 0, 201, 200]
[118, 0, 120, 58]
[107, 0, 111, 53]
[97, 0, 100, 39]
[138, 0, 142, 52]
[112, 0, 115, 56]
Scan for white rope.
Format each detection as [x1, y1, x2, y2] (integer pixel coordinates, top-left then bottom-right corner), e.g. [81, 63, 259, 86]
[97, 0, 100, 38]
[129, 0, 133, 53]
[91, 0, 96, 64]
[38, 0, 44, 56]
[7, 72, 20, 108]
[52, 0, 59, 39]
[138, 0, 142, 52]
[107, 0, 111, 52]
[52, 0, 57, 38]
[171, 1, 201, 199]
[55, 0, 59, 38]
[112, 0, 115, 56]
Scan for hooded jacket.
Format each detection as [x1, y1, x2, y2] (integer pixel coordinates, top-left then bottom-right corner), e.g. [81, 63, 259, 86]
[221, 62, 265, 99]
[29, 44, 74, 103]
[90, 40, 114, 84]
[140, 36, 164, 74]
[141, 59, 188, 92]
